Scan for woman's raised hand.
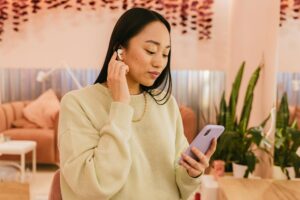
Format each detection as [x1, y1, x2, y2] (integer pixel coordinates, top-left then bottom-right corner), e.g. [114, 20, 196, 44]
[107, 51, 130, 104]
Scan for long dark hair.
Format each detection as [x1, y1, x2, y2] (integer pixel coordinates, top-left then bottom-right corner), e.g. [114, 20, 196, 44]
[94, 7, 172, 105]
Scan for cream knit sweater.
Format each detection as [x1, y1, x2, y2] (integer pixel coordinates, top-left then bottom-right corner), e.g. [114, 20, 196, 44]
[58, 83, 201, 200]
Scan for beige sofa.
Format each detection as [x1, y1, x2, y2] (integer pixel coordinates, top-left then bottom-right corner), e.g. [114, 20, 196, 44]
[0, 101, 59, 165]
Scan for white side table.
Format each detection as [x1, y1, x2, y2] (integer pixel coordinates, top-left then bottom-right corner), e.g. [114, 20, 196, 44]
[0, 140, 37, 182]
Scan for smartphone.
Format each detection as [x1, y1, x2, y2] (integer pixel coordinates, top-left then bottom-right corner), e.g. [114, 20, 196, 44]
[180, 125, 225, 162]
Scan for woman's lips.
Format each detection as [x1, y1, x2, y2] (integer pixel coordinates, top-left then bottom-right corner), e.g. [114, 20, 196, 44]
[148, 71, 160, 79]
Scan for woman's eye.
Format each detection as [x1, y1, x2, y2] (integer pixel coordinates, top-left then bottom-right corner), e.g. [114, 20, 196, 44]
[146, 49, 168, 58]
[146, 50, 155, 55]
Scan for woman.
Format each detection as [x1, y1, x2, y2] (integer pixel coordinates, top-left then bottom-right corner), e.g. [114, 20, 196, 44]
[58, 7, 216, 200]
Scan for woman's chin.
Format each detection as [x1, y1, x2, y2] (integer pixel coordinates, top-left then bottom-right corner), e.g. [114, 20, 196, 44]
[141, 80, 156, 87]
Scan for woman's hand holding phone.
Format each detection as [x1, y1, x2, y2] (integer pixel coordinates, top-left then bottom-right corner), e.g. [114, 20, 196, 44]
[107, 51, 130, 104]
[179, 125, 223, 178]
[179, 138, 217, 178]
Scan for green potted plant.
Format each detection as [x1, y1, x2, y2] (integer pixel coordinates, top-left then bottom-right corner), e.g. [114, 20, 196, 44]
[212, 61, 270, 178]
[273, 92, 300, 179]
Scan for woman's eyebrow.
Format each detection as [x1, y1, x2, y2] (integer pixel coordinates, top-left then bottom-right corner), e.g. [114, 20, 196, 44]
[145, 40, 171, 49]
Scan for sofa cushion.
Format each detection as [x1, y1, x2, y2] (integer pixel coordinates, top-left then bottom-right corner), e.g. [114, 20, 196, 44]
[11, 118, 39, 129]
[0, 104, 14, 131]
[1, 128, 56, 163]
[10, 102, 28, 120]
[0, 107, 6, 132]
[23, 89, 60, 129]
[0, 101, 30, 134]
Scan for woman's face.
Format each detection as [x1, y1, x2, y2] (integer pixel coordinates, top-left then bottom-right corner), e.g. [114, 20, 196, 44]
[122, 21, 171, 88]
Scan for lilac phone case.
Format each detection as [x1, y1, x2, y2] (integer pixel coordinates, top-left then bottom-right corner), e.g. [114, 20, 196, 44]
[182, 125, 225, 161]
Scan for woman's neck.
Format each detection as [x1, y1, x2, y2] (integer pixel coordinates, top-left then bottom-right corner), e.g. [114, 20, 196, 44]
[127, 83, 142, 95]
[123, 75, 142, 95]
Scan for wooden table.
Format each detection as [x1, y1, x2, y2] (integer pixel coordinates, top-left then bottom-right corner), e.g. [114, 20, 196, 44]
[0, 181, 29, 200]
[218, 177, 300, 200]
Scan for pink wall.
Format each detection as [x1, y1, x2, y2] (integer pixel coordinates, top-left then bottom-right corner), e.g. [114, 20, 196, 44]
[228, 0, 279, 127]
[0, 2, 231, 70]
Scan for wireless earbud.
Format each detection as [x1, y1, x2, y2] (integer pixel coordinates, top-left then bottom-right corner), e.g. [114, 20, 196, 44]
[117, 49, 123, 61]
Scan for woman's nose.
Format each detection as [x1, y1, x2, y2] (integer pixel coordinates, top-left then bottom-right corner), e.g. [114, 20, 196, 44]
[152, 55, 164, 69]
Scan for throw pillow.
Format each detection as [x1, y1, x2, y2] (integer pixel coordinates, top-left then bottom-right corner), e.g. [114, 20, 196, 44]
[23, 89, 60, 129]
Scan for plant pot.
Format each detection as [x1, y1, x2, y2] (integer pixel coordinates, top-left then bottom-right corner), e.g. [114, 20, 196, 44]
[232, 162, 254, 178]
[273, 166, 295, 180]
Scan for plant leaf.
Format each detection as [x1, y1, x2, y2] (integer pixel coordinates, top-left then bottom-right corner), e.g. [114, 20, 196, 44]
[239, 67, 261, 132]
[228, 62, 245, 130]
[217, 91, 227, 126]
[276, 92, 289, 129]
[239, 93, 254, 133]
[247, 127, 263, 146]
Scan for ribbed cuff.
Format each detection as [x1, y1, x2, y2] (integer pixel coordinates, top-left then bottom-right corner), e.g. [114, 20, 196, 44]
[178, 165, 202, 184]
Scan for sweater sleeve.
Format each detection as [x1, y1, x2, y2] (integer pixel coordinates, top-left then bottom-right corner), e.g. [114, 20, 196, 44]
[175, 108, 202, 200]
[58, 93, 134, 199]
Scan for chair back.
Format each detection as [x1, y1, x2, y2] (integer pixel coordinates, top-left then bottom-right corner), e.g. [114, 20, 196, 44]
[48, 170, 62, 200]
